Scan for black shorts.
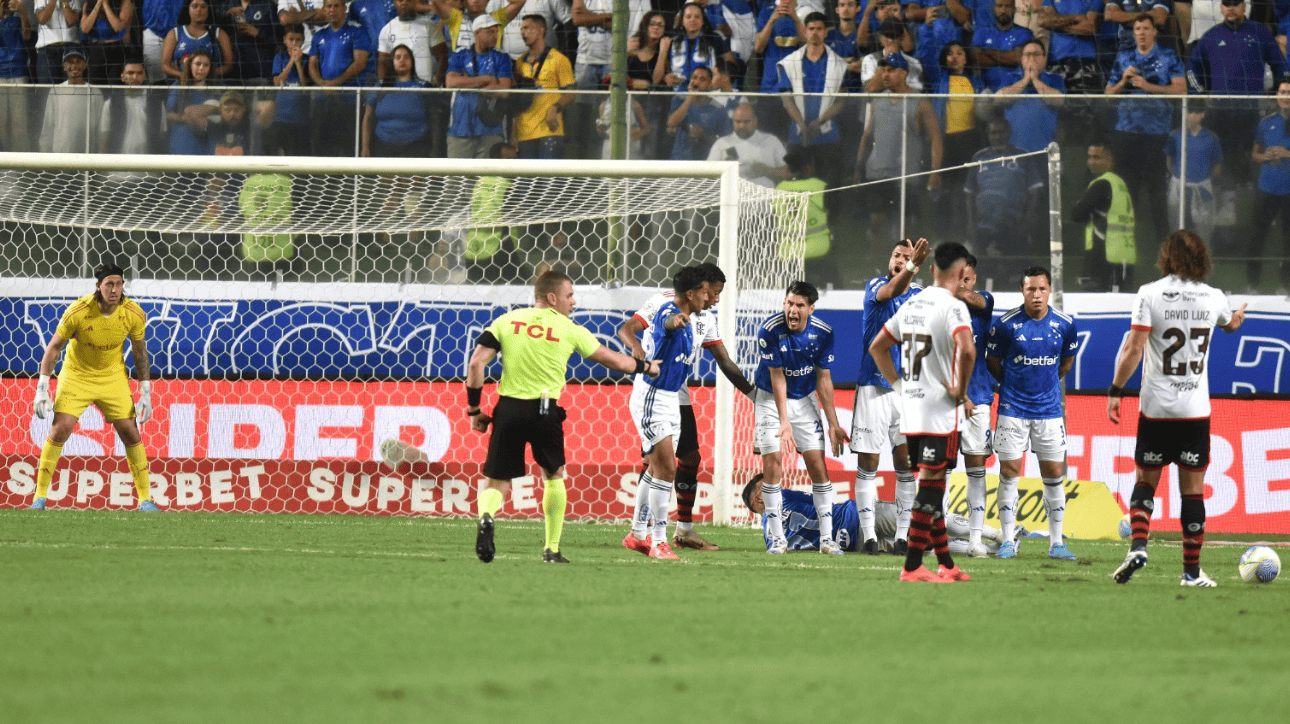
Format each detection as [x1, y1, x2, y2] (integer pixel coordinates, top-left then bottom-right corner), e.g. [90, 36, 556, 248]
[1135, 416, 1210, 471]
[907, 433, 959, 472]
[482, 396, 567, 480]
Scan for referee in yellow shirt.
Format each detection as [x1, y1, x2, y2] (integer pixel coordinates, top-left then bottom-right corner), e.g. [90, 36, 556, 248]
[30, 264, 158, 511]
[466, 271, 659, 563]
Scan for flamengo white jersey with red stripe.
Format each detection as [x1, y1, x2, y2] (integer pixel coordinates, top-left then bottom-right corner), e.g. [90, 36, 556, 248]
[881, 285, 972, 435]
[633, 291, 721, 406]
[1131, 275, 1233, 419]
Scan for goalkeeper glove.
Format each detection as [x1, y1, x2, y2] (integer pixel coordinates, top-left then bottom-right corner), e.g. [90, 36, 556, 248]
[137, 381, 153, 424]
[33, 375, 51, 419]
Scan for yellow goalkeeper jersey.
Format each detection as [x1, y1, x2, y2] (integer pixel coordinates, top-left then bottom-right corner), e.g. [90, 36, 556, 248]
[54, 294, 147, 382]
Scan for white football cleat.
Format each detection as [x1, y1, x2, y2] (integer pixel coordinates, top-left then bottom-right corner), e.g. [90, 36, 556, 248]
[1180, 569, 1217, 588]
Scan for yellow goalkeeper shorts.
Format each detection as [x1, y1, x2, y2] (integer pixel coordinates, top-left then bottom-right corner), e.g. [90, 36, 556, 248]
[53, 375, 136, 422]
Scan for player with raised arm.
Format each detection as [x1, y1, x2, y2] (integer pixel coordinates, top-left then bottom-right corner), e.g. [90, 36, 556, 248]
[957, 254, 998, 558]
[752, 281, 850, 555]
[851, 237, 930, 556]
[617, 262, 753, 551]
[30, 264, 158, 511]
[869, 241, 977, 583]
[1107, 230, 1246, 588]
[623, 267, 709, 560]
[985, 267, 1080, 561]
[466, 271, 660, 564]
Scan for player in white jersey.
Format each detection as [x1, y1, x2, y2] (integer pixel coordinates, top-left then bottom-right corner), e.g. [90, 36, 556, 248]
[1107, 230, 1246, 587]
[618, 263, 753, 551]
[869, 242, 977, 583]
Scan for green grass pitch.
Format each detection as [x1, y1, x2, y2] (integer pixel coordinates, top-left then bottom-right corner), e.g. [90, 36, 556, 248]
[2, 510, 1287, 724]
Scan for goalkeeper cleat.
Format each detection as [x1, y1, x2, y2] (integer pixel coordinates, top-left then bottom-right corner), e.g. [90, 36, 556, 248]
[1180, 569, 1217, 588]
[622, 533, 652, 556]
[648, 542, 680, 560]
[899, 566, 952, 583]
[1048, 543, 1078, 560]
[861, 538, 880, 555]
[767, 538, 788, 555]
[30, 497, 47, 510]
[672, 529, 719, 551]
[137, 501, 162, 512]
[542, 548, 570, 564]
[891, 538, 909, 556]
[937, 564, 972, 582]
[997, 541, 1018, 559]
[476, 514, 495, 563]
[1111, 550, 1148, 584]
[967, 541, 991, 558]
[820, 539, 845, 556]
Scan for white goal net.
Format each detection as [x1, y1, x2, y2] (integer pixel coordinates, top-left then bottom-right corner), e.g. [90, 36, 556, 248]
[0, 154, 806, 524]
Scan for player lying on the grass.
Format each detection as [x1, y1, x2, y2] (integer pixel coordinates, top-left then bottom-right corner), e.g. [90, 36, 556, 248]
[30, 263, 159, 511]
[618, 262, 753, 552]
[869, 241, 976, 583]
[742, 474, 1010, 554]
[466, 271, 660, 564]
[623, 267, 709, 560]
[752, 281, 850, 555]
[1107, 230, 1245, 588]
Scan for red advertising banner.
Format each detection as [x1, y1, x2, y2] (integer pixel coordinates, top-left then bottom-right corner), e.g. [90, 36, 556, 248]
[2, 378, 1288, 533]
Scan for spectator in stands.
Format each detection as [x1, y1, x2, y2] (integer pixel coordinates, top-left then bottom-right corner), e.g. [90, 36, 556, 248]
[667, 65, 730, 160]
[362, 44, 433, 156]
[861, 19, 922, 91]
[35, 0, 83, 85]
[914, 1, 966, 89]
[432, 0, 524, 53]
[948, 0, 998, 35]
[776, 12, 847, 185]
[40, 48, 105, 153]
[710, 0, 756, 70]
[1037, 0, 1104, 94]
[80, 0, 134, 85]
[627, 10, 665, 88]
[596, 93, 649, 158]
[445, 14, 513, 158]
[278, 0, 326, 52]
[377, 0, 447, 85]
[1182, 0, 1247, 50]
[494, 0, 569, 61]
[140, 0, 183, 81]
[224, 0, 280, 82]
[858, 0, 905, 53]
[985, 39, 1065, 153]
[268, 23, 311, 154]
[347, 0, 395, 81]
[511, 14, 573, 159]
[1072, 141, 1136, 290]
[966, 116, 1044, 266]
[309, 0, 372, 156]
[1015, 0, 1049, 49]
[1247, 79, 1290, 290]
[100, 57, 165, 153]
[572, 0, 647, 88]
[970, 0, 1033, 71]
[189, 89, 272, 155]
[161, 0, 235, 80]
[0, 0, 31, 153]
[754, 0, 804, 93]
[167, 48, 217, 155]
[708, 102, 789, 188]
[826, 0, 862, 87]
[933, 41, 985, 233]
[1105, 13, 1185, 240]
[1189, 0, 1289, 183]
[656, 2, 735, 90]
[1166, 101, 1222, 241]
[1103, 0, 1167, 56]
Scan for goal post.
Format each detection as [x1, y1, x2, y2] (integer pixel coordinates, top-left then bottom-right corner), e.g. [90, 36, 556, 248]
[0, 152, 807, 523]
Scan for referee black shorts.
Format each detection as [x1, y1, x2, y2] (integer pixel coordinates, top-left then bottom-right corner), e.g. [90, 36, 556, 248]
[483, 396, 567, 481]
[1135, 416, 1210, 471]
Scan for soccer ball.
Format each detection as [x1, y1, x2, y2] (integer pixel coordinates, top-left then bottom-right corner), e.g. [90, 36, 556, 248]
[1117, 514, 1132, 540]
[1238, 546, 1281, 584]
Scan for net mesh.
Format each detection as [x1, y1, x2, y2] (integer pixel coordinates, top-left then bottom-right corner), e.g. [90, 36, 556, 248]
[0, 159, 807, 522]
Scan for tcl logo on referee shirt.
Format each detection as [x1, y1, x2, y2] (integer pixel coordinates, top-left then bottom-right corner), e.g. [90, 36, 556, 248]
[509, 321, 561, 341]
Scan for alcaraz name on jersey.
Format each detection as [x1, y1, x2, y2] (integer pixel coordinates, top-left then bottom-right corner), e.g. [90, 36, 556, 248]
[761, 490, 861, 551]
[753, 312, 836, 400]
[967, 290, 997, 407]
[639, 300, 698, 392]
[857, 275, 921, 389]
[986, 305, 1079, 419]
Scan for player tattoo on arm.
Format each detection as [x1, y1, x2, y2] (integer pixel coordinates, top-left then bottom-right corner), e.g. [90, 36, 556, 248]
[132, 339, 151, 382]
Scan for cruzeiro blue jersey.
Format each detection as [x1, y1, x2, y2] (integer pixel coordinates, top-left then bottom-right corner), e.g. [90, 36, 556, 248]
[986, 305, 1079, 419]
[967, 290, 997, 406]
[857, 276, 921, 389]
[753, 313, 835, 400]
[761, 490, 861, 552]
[640, 300, 697, 392]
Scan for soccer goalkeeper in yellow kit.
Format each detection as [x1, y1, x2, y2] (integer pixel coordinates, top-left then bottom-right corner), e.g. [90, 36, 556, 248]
[30, 263, 159, 511]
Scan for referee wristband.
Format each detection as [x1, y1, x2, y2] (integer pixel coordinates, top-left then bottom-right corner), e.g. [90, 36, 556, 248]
[1108, 385, 1124, 398]
[466, 386, 482, 407]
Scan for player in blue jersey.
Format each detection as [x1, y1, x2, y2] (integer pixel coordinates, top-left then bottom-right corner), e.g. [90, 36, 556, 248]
[850, 237, 929, 555]
[986, 266, 1080, 560]
[625, 266, 710, 560]
[957, 254, 998, 558]
[753, 281, 850, 554]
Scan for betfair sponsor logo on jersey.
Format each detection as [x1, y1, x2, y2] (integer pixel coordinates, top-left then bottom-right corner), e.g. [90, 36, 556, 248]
[783, 366, 815, 377]
[1013, 354, 1059, 366]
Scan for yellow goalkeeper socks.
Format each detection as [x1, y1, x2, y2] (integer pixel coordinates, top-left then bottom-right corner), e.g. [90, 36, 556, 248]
[478, 486, 504, 519]
[543, 478, 567, 553]
[125, 443, 151, 503]
[35, 439, 64, 499]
